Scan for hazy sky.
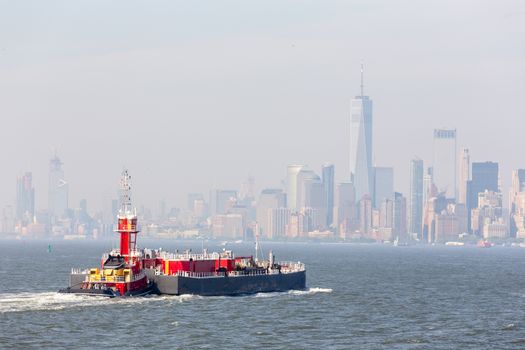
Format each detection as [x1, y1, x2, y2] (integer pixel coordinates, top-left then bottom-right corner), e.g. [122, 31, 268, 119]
[1, 0, 524, 213]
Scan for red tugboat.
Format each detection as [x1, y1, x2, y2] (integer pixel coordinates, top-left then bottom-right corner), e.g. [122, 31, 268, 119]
[60, 171, 306, 297]
[59, 170, 152, 297]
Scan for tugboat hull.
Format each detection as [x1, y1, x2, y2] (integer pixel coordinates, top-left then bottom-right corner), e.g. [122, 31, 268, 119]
[59, 272, 154, 297]
[58, 283, 154, 298]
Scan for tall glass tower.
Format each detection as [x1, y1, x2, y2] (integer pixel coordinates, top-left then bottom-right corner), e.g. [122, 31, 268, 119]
[286, 164, 304, 211]
[48, 154, 69, 221]
[433, 128, 457, 200]
[409, 158, 424, 236]
[322, 164, 335, 227]
[349, 65, 373, 202]
[16, 172, 35, 222]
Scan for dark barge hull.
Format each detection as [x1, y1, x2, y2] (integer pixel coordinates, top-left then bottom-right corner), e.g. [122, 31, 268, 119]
[145, 270, 306, 296]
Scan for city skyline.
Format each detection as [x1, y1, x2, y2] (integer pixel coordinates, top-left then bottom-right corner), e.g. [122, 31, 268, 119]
[1, 1, 524, 214]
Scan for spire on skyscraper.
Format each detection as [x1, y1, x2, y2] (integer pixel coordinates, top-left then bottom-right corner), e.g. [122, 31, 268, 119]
[360, 61, 364, 97]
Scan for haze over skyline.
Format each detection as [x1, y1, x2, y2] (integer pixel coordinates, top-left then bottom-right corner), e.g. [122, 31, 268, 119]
[1, 0, 524, 212]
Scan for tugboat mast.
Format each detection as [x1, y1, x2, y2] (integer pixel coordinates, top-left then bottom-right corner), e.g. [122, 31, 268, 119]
[117, 170, 139, 263]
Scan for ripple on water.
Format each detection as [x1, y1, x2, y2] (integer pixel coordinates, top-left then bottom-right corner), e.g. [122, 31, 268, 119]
[0, 292, 204, 313]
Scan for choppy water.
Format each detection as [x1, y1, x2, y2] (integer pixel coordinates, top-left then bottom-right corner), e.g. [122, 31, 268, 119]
[1, 239, 525, 349]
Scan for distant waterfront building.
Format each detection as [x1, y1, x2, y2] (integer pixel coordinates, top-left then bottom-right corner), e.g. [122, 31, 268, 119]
[48, 154, 69, 222]
[290, 168, 327, 231]
[16, 172, 35, 223]
[333, 182, 357, 238]
[239, 176, 255, 202]
[373, 167, 394, 208]
[471, 190, 506, 238]
[378, 199, 393, 230]
[458, 148, 470, 204]
[256, 189, 286, 238]
[286, 164, 304, 211]
[209, 189, 237, 215]
[422, 194, 447, 243]
[187, 193, 204, 211]
[433, 128, 457, 200]
[322, 164, 335, 227]
[393, 192, 407, 239]
[422, 167, 435, 211]
[349, 65, 373, 201]
[359, 195, 373, 236]
[211, 213, 244, 239]
[409, 158, 423, 238]
[509, 169, 525, 238]
[424, 195, 465, 243]
[467, 162, 499, 234]
[268, 208, 290, 239]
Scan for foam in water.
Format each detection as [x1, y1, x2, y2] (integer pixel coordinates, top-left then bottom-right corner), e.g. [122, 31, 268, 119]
[253, 287, 333, 298]
[0, 292, 201, 313]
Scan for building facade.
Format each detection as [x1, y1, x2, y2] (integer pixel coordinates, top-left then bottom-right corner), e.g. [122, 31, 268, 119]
[409, 158, 423, 237]
[433, 129, 457, 200]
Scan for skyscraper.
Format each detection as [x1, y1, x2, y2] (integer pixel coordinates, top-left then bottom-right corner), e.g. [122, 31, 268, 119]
[48, 154, 68, 221]
[333, 182, 357, 237]
[458, 148, 470, 204]
[286, 164, 304, 211]
[409, 158, 423, 237]
[209, 189, 237, 215]
[433, 129, 457, 199]
[393, 192, 407, 238]
[509, 169, 525, 238]
[373, 167, 394, 208]
[256, 189, 286, 238]
[349, 65, 373, 201]
[296, 168, 326, 230]
[322, 164, 335, 227]
[467, 161, 499, 233]
[16, 172, 35, 222]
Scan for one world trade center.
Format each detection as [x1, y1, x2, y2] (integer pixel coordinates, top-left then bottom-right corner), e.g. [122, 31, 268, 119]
[349, 65, 373, 202]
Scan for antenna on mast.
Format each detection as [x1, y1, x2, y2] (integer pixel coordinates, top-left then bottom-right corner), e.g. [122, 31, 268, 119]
[255, 222, 259, 262]
[119, 169, 133, 215]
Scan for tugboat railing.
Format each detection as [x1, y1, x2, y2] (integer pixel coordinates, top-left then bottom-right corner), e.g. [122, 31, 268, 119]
[171, 264, 304, 279]
[71, 268, 146, 283]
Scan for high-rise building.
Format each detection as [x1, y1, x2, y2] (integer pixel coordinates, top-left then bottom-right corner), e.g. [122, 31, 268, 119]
[393, 192, 407, 239]
[256, 189, 286, 238]
[471, 190, 505, 237]
[295, 168, 327, 231]
[466, 162, 499, 233]
[286, 164, 304, 211]
[187, 193, 204, 211]
[509, 169, 525, 238]
[268, 208, 290, 239]
[209, 189, 237, 215]
[296, 168, 318, 209]
[322, 164, 335, 227]
[48, 154, 68, 222]
[373, 167, 393, 208]
[349, 65, 373, 201]
[16, 172, 35, 222]
[359, 195, 373, 236]
[458, 148, 470, 204]
[422, 167, 435, 210]
[409, 158, 423, 237]
[333, 182, 357, 237]
[433, 129, 457, 199]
